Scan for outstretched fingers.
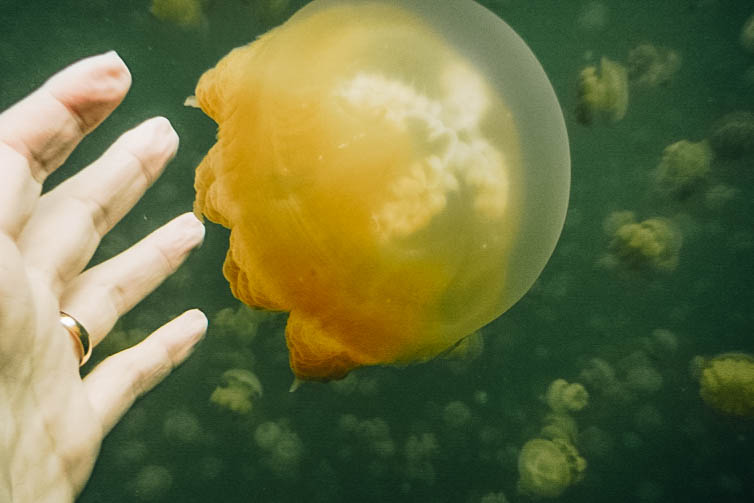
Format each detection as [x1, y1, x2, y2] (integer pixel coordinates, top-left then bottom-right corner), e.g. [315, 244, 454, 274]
[0, 52, 131, 237]
[18, 116, 179, 292]
[83, 309, 208, 434]
[59, 212, 205, 348]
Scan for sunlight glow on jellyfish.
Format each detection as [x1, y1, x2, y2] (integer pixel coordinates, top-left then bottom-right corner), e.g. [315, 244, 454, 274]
[193, 0, 570, 380]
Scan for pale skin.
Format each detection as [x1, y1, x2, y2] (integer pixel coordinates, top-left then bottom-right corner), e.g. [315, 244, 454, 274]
[0, 52, 208, 502]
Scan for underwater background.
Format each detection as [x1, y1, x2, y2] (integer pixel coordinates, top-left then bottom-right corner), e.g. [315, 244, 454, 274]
[1, 0, 753, 501]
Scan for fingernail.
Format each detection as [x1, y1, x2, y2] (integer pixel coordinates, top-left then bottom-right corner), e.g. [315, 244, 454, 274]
[163, 213, 205, 270]
[176, 211, 205, 249]
[185, 309, 208, 343]
[94, 50, 131, 88]
[100, 50, 123, 65]
[148, 116, 179, 161]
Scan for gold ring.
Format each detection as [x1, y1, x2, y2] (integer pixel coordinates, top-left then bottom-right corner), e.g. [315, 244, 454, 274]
[60, 312, 92, 367]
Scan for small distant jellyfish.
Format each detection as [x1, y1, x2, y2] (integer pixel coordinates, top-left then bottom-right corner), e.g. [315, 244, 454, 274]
[254, 421, 283, 451]
[150, 0, 206, 28]
[404, 433, 440, 485]
[338, 414, 396, 458]
[517, 438, 586, 499]
[654, 139, 713, 198]
[443, 400, 473, 428]
[474, 390, 489, 405]
[626, 366, 663, 394]
[269, 433, 304, 475]
[627, 43, 681, 87]
[545, 379, 589, 413]
[254, 420, 305, 477]
[212, 304, 267, 345]
[579, 357, 619, 395]
[192, 0, 570, 381]
[693, 353, 754, 418]
[115, 440, 149, 467]
[131, 465, 173, 501]
[576, 56, 629, 125]
[162, 409, 201, 444]
[602, 211, 682, 272]
[741, 14, 754, 53]
[210, 368, 263, 414]
[708, 111, 754, 160]
[642, 328, 679, 358]
[577, 2, 608, 31]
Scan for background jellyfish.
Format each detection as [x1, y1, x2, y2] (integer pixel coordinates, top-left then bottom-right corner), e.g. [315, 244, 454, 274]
[192, 0, 570, 381]
[693, 353, 754, 418]
[709, 112, 754, 160]
[627, 43, 681, 88]
[575, 56, 629, 125]
[150, 0, 207, 28]
[599, 211, 682, 272]
[653, 139, 713, 199]
[516, 438, 586, 499]
[514, 378, 589, 499]
[210, 368, 263, 415]
[545, 379, 589, 414]
[741, 14, 754, 53]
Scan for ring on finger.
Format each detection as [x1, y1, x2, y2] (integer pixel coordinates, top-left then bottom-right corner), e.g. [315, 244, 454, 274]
[60, 311, 92, 366]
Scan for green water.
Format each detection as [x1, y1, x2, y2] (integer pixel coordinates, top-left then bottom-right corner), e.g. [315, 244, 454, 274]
[1, 0, 752, 501]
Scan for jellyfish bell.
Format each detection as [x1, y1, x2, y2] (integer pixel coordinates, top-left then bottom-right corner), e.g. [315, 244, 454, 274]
[696, 352, 754, 418]
[194, 0, 570, 380]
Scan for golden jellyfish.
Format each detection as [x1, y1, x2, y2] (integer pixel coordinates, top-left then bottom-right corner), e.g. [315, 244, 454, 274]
[193, 0, 570, 380]
[517, 438, 586, 499]
[693, 353, 754, 418]
[575, 56, 629, 125]
[150, 0, 206, 28]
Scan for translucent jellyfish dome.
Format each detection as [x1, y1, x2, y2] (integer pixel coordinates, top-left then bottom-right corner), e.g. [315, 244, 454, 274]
[194, 0, 570, 380]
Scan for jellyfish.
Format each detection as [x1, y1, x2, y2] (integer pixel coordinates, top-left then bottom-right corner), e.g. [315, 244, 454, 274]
[253, 420, 304, 477]
[693, 353, 754, 418]
[193, 0, 570, 380]
[545, 379, 589, 413]
[709, 111, 754, 160]
[601, 211, 682, 272]
[654, 139, 713, 198]
[575, 56, 629, 125]
[627, 43, 681, 88]
[209, 368, 263, 414]
[130, 465, 173, 501]
[150, 0, 206, 28]
[741, 14, 754, 54]
[517, 438, 586, 499]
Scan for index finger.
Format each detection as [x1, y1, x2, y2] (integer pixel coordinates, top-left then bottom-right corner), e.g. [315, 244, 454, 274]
[0, 52, 131, 235]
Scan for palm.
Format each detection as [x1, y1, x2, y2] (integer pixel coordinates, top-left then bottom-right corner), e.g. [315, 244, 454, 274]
[1, 261, 100, 501]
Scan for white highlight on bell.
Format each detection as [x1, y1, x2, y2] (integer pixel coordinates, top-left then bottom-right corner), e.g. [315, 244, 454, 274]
[336, 62, 509, 240]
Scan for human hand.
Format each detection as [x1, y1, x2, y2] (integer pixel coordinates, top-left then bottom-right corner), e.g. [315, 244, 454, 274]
[0, 52, 207, 502]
